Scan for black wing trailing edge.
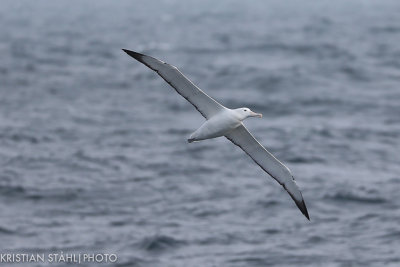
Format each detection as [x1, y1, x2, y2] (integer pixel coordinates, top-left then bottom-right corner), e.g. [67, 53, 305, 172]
[225, 124, 310, 220]
[122, 49, 226, 119]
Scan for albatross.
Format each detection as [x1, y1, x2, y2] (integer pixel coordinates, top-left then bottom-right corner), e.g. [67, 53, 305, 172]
[123, 49, 310, 220]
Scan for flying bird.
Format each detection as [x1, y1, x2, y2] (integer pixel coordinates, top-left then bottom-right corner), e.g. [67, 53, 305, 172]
[123, 49, 310, 220]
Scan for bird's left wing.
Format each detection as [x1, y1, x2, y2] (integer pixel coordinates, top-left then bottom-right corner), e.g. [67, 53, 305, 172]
[123, 49, 225, 119]
[225, 124, 310, 220]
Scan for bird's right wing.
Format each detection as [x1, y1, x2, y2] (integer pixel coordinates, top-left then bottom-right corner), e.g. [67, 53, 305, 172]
[123, 49, 226, 119]
[225, 124, 310, 220]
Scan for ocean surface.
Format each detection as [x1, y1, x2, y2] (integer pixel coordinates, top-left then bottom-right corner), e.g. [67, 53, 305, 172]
[1, 0, 400, 266]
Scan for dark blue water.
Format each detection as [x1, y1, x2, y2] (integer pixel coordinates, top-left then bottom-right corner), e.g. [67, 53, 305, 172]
[1, 0, 400, 266]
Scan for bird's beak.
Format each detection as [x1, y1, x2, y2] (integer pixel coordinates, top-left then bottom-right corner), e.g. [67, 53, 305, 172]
[251, 112, 262, 118]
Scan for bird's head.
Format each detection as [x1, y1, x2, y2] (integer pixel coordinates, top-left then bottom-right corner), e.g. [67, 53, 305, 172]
[235, 107, 262, 121]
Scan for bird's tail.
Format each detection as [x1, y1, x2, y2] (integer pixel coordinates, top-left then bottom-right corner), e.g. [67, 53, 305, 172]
[187, 138, 195, 143]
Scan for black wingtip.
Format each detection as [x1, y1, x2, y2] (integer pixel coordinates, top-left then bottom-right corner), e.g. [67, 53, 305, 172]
[122, 49, 144, 61]
[296, 199, 310, 221]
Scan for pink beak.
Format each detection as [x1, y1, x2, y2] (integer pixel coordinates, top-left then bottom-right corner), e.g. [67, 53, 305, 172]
[251, 112, 262, 118]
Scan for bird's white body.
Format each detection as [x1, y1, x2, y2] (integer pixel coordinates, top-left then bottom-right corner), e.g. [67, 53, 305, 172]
[189, 109, 241, 142]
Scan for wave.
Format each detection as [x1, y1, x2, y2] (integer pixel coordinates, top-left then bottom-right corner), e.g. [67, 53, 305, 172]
[227, 256, 272, 266]
[369, 26, 400, 34]
[0, 184, 25, 197]
[0, 184, 81, 202]
[0, 131, 53, 144]
[0, 226, 16, 235]
[325, 191, 387, 204]
[286, 156, 325, 164]
[138, 235, 185, 252]
[256, 199, 279, 208]
[306, 235, 326, 244]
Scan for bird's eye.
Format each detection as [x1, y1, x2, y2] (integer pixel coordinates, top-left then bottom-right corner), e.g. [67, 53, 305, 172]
[244, 109, 247, 112]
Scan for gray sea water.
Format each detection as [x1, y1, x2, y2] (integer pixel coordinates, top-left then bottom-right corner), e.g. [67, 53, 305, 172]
[1, 0, 400, 266]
